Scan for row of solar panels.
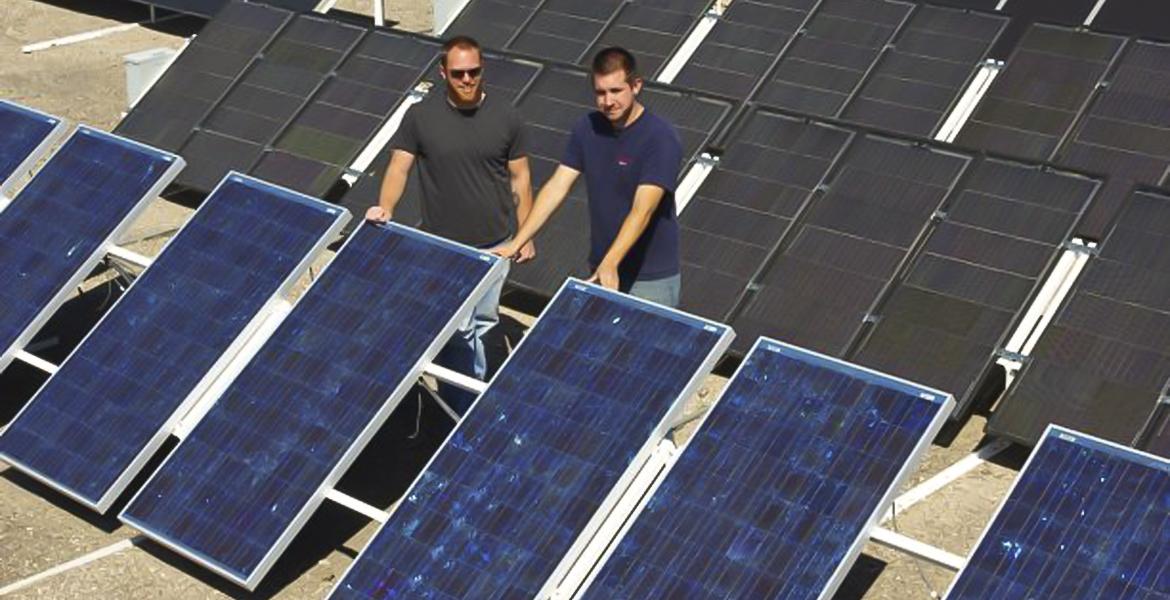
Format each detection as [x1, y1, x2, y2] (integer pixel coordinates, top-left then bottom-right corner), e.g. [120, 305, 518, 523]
[125, 0, 325, 18]
[2, 101, 1168, 598]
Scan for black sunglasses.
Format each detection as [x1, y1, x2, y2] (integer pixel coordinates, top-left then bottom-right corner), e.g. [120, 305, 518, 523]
[448, 66, 483, 80]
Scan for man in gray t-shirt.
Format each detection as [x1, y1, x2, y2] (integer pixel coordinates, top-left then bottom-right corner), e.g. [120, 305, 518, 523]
[366, 35, 534, 414]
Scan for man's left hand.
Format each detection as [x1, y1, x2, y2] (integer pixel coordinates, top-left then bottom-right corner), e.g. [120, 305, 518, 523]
[516, 240, 537, 263]
[587, 262, 620, 290]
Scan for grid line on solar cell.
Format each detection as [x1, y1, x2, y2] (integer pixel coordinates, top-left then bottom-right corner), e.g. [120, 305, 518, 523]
[443, 0, 544, 50]
[114, 2, 292, 152]
[329, 280, 732, 600]
[0, 173, 347, 512]
[851, 159, 1097, 416]
[989, 188, 1170, 447]
[0, 127, 183, 373]
[945, 426, 1170, 599]
[120, 222, 504, 589]
[582, 0, 712, 78]
[954, 24, 1125, 162]
[0, 100, 66, 198]
[581, 338, 952, 600]
[841, 4, 1007, 137]
[728, 133, 969, 356]
[507, 0, 625, 64]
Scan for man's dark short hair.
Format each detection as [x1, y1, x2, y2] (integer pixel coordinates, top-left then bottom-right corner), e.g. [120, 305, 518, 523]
[591, 47, 639, 82]
[442, 35, 481, 67]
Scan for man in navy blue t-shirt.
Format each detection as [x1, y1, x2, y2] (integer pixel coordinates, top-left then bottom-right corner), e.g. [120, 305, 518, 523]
[493, 47, 684, 306]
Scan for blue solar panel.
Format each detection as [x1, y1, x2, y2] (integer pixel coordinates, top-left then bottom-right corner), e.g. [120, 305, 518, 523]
[946, 426, 1170, 599]
[0, 127, 182, 373]
[0, 100, 66, 197]
[121, 222, 505, 589]
[579, 338, 952, 600]
[330, 281, 733, 600]
[0, 173, 347, 512]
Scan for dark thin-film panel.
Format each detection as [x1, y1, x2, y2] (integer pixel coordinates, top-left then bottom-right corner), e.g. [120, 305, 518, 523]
[175, 15, 366, 192]
[582, 339, 952, 600]
[338, 52, 542, 229]
[584, 0, 712, 78]
[989, 188, 1170, 447]
[990, 0, 1099, 59]
[1092, 0, 1170, 42]
[679, 109, 852, 321]
[330, 281, 731, 600]
[0, 100, 65, 195]
[256, 32, 440, 196]
[114, 1, 291, 152]
[673, 0, 816, 99]
[121, 223, 502, 589]
[0, 175, 346, 512]
[731, 135, 969, 356]
[125, 0, 229, 18]
[0, 128, 181, 372]
[1055, 40, 1170, 240]
[946, 426, 1170, 599]
[954, 25, 1124, 161]
[507, 0, 624, 64]
[1139, 391, 1170, 459]
[754, 0, 911, 117]
[853, 159, 1097, 417]
[843, 4, 1006, 137]
[443, 0, 541, 50]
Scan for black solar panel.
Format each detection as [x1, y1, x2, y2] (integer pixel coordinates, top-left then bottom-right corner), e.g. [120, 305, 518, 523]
[673, 0, 816, 98]
[508, 0, 624, 63]
[842, 4, 1006, 137]
[1054, 40, 1170, 240]
[916, 0, 998, 9]
[443, 0, 541, 50]
[851, 159, 1098, 417]
[955, 25, 1124, 161]
[115, 1, 290, 151]
[989, 188, 1170, 447]
[679, 109, 853, 321]
[126, 0, 321, 18]
[729, 134, 968, 355]
[754, 0, 911, 117]
[174, 15, 366, 192]
[990, 0, 1099, 59]
[1091, 0, 1170, 42]
[583, 0, 712, 78]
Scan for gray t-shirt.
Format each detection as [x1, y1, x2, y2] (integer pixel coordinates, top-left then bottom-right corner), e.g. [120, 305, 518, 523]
[390, 93, 526, 246]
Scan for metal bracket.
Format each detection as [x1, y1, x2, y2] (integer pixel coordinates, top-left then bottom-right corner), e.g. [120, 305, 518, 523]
[1062, 239, 1098, 256]
[995, 348, 1029, 364]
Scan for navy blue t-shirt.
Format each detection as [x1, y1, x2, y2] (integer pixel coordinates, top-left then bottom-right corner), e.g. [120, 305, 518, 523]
[562, 109, 683, 282]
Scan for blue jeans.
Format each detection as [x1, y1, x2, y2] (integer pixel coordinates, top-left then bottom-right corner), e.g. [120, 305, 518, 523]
[627, 273, 681, 308]
[433, 261, 508, 416]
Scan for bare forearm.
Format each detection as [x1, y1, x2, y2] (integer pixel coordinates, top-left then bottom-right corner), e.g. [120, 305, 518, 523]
[600, 208, 653, 269]
[378, 173, 406, 214]
[512, 175, 533, 225]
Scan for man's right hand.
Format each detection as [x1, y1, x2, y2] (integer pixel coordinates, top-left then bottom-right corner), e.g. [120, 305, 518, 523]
[365, 206, 391, 222]
[489, 242, 519, 260]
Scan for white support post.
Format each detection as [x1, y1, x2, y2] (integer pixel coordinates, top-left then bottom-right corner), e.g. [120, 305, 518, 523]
[374, 0, 385, 27]
[935, 61, 1002, 144]
[1084, 0, 1108, 25]
[657, 11, 719, 84]
[345, 87, 430, 186]
[314, 0, 339, 13]
[422, 363, 487, 394]
[324, 489, 391, 523]
[870, 527, 966, 572]
[882, 439, 1012, 524]
[674, 154, 718, 214]
[1021, 239, 1095, 356]
[13, 350, 59, 375]
[21, 15, 183, 54]
[106, 244, 154, 270]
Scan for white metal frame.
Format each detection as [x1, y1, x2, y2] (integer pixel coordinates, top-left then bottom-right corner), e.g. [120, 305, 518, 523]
[942, 424, 1170, 597]
[327, 278, 734, 599]
[0, 101, 69, 202]
[934, 60, 1003, 144]
[0, 172, 350, 513]
[565, 337, 956, 600]
[657, 8, 721, 84]
[120, 221, 508, 591]
[0, 127, 184, 375]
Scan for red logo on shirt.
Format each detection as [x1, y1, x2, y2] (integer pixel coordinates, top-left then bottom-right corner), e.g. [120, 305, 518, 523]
[617, 156, 631, 167]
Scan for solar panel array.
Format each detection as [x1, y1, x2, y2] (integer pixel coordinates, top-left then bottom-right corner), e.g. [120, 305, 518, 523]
[583, 0, 712, 77]
[122, 223, 503, 588]
[508, 0, 623, 64]
[852, 159, 1099, 416]
[126, 0, 321, 19]
[580, 339, 952, 600]
[0, 127, 182, 372]
[955, 25, 1125, 162]
[946, 426, 1170, 599]
[0, 100, 66, 196]
[443, 0, 543, 49]
[330, 281, 731, 599]
[0, 174, 345, 512]
[990, 188, 1170, 447]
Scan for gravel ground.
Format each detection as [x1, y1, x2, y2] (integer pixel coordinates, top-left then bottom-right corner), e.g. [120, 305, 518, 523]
[0, 2, 1022, 598]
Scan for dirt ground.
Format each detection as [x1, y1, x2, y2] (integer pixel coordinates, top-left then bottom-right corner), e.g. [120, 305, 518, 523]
[0, 1, 1024, 598]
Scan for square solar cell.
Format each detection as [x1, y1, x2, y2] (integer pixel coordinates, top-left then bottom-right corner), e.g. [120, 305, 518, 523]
[990, 188, 1170, 447]
[954, 25, 1124, 161]
[580, 338, 953, 600]
[121, 222, 506, 589]
[730, 135, 969, 356]
[0, 100, 67, 198]
[443, 0, 542, 49]
[507, 0, 624, 63]
[583, 0, 711, 78]
[329, 280, 733, 600]
[852, 159, 1097, 417]
[0, 174, 348, 512]
[842, 4, 1007, 137]
[0, 127, 183, 373]
[946, 426, 1170, 599]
